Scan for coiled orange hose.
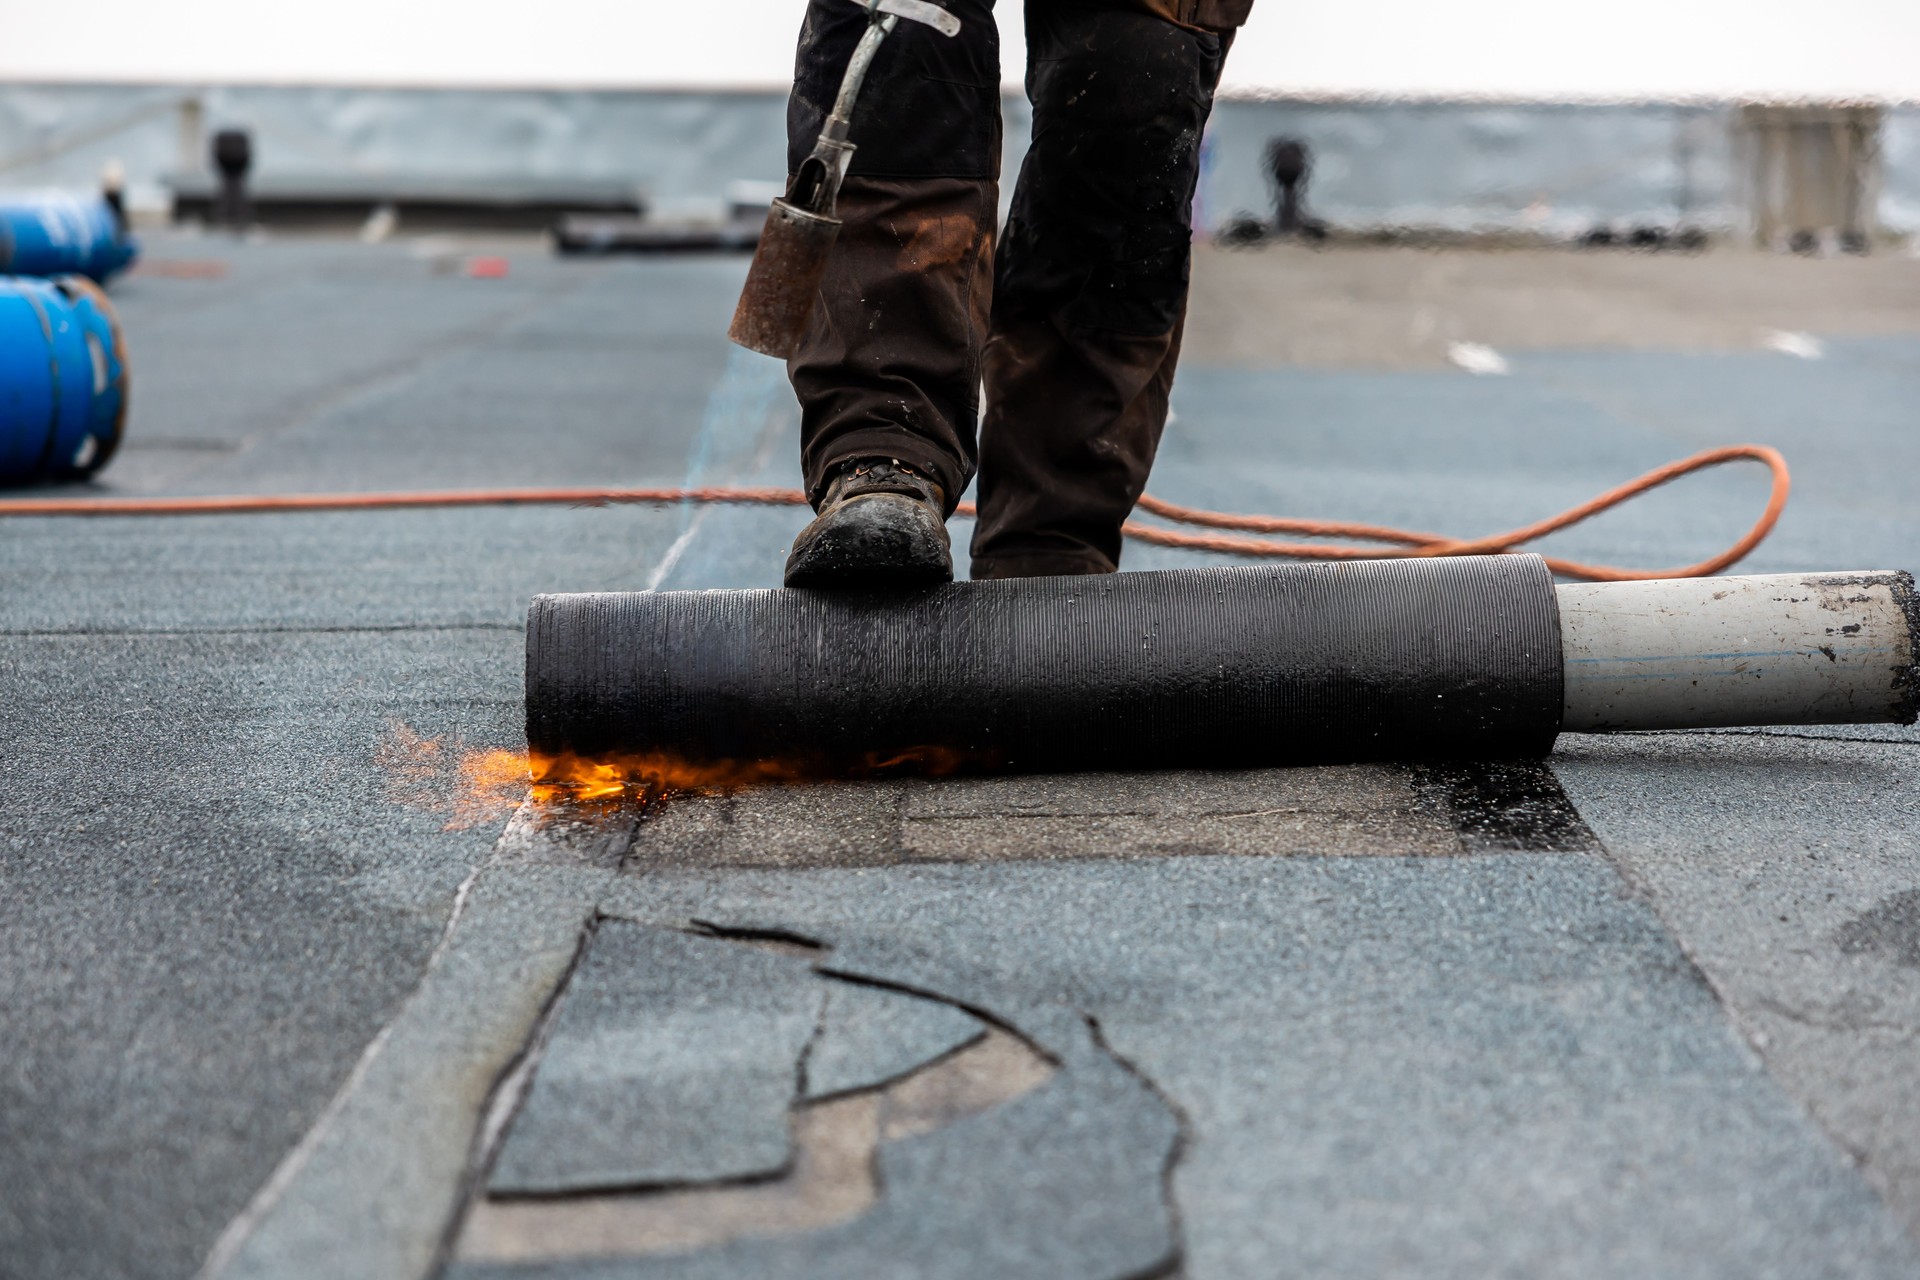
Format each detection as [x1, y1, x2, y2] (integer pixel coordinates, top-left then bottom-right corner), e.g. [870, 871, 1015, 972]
[0, 443, 1788, 582]
[1126, 444, 1791, 582]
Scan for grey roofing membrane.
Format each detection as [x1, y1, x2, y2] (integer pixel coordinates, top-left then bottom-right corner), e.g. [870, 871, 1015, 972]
[5, 234, 1920, 1278]
[1555, 731, 1920, 1243]
[489, 923, 823, 1195]
[0, 626, 520, 1280]
[600, 853, 1920, 1280]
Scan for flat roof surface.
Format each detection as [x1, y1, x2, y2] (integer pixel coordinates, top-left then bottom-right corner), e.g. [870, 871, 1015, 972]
[5, 232, 1920, 1279]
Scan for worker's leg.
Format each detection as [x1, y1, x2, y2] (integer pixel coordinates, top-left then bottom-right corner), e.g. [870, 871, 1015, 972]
[970, 1, 1229, 579]
[786, 0, 1001, 515]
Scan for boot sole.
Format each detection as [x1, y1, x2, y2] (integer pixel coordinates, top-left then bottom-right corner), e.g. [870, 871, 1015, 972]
[784, 493, 953, 588]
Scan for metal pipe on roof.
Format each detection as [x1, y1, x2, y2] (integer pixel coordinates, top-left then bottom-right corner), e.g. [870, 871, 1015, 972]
[1559, 572, 1919, 731]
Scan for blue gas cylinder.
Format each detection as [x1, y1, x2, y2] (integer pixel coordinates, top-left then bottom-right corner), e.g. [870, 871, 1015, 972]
[0, 276, 129, 485]
[0, 194, 140, 281]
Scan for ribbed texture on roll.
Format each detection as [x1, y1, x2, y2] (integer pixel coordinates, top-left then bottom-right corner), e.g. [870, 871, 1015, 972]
[525, 555, 1563, 770]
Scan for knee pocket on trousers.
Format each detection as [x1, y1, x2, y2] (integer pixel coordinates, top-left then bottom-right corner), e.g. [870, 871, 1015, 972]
[789, 0, 1002, 178]
[1025, 8, 1223, 126]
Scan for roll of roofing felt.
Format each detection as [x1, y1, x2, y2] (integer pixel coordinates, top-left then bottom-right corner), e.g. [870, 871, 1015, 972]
[525, 555, 1566, 772]
[0, 275, 129, 486]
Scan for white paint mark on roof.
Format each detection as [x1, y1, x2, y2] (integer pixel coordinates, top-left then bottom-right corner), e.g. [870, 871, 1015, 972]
[1762, 330, 1825, 360]
[1448, 342, 1510, 376]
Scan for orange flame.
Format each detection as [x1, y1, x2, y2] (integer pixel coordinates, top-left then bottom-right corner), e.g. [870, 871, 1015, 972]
[376, 722, 532, 830]
[377, 721, 990, 830]
[528, 743, 985, 799]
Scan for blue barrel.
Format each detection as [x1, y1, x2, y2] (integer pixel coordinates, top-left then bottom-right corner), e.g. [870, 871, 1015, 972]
[0, 276, 129, 485]
[0, 194, 139, 281]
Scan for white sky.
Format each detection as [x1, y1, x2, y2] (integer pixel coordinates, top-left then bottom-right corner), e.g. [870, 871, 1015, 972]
[3, 0, 1918, 101]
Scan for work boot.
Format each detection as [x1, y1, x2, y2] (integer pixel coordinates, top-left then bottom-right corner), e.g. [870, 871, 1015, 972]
[784, 458, 952, 588]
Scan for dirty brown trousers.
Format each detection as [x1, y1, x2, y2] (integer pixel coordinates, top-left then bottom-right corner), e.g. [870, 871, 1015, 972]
[788, 0, 1242, 577]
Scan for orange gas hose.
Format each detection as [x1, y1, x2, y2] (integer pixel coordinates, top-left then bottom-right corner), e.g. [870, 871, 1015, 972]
[0, 444, 1789, 582]
[1126, 443, 1791, 582]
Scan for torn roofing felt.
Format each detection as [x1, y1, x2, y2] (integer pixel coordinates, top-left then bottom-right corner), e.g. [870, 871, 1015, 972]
[488, 923, 822, 1195]
[488, 924, 994, 1195]
[453, 1014, 1181, 1280]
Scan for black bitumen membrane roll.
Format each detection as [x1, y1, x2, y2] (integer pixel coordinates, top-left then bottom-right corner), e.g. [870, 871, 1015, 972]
[525, 554, 1564, 772]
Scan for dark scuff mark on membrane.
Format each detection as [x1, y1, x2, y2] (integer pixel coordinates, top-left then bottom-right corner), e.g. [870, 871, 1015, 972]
[1887, 570, 1920, 723]
[1412, 760, 1600, 854]
[1799, 571, 1920, 724]
[1834, 890, 1920, 970]
[495, 794, 648, 870]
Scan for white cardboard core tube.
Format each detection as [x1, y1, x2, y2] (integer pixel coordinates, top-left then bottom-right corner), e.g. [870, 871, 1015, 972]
[1558, 572, 1920, 731]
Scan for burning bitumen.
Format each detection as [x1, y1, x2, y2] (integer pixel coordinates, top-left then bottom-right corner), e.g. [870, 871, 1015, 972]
[376, 721, 988, 831]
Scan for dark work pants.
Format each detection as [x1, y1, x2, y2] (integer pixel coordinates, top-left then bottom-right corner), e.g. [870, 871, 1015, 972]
[788, 0, 1229, 577]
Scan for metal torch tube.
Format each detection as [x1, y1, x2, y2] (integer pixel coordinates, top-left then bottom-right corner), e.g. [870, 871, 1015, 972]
[1558, 572, 1920, 731]
[794, 11, 899, 205]
[825, 13, 900, 145]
